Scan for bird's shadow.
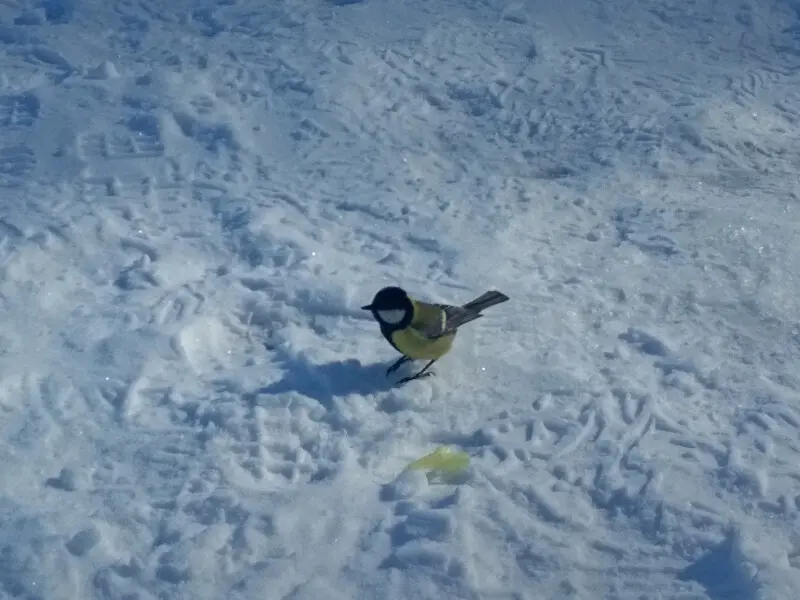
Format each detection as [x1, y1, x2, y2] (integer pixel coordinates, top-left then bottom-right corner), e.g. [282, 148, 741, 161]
[256, 356, 407, 409]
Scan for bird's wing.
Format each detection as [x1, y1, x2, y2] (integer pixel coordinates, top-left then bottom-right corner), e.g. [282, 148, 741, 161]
[412, 291, 508, 339]
[409, 303, 478, 338]
[410, 301, 449, 338]
[413, 296, 505, 338]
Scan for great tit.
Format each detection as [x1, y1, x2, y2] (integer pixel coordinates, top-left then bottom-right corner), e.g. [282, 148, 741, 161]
[361, 286, 509, 385]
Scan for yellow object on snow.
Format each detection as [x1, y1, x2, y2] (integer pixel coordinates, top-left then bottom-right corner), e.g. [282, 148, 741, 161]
[406, 446, 470, 474]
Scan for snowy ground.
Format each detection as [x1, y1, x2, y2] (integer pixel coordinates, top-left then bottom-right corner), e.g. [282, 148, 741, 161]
[1, 0, 799, 598]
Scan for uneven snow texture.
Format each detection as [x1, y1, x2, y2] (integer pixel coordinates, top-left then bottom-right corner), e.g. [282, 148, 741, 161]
[0, 0, 799, 599]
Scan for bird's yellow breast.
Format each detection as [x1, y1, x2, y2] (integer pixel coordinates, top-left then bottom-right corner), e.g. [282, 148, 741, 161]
[390, 327, 454, 360]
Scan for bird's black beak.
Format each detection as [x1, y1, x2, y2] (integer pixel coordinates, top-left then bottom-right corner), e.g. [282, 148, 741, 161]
[361, 304, 374, 311]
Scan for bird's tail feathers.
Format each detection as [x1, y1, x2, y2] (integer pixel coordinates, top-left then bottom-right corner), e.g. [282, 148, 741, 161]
[461, 290, 509, 313]
[438, 290, 509, 332]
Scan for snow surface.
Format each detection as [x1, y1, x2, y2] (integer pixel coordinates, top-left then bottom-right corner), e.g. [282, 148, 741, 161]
[0, 0, 799, 598]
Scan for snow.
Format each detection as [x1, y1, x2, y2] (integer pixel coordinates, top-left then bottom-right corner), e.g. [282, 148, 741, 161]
[0, 0, 798, 598]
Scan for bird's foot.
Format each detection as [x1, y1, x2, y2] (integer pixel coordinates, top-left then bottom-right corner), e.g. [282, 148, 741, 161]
[396, 371, 435, 386]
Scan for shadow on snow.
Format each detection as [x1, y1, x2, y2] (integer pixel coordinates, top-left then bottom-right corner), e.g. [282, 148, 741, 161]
[256, 356, 400, 408]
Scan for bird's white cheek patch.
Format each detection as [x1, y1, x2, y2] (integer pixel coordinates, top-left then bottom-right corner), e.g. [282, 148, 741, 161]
[377, 309, 406, 324]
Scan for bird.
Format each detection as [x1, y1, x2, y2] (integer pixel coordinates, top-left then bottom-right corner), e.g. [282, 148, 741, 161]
[361, 286, 510, 385]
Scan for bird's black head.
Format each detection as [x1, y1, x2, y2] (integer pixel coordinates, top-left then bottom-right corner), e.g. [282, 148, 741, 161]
[362, 286, 414, 328]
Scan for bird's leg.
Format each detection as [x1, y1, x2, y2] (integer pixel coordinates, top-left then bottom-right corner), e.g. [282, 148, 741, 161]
[386, 355, 411, 376]
[396, 360, 436, 385]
